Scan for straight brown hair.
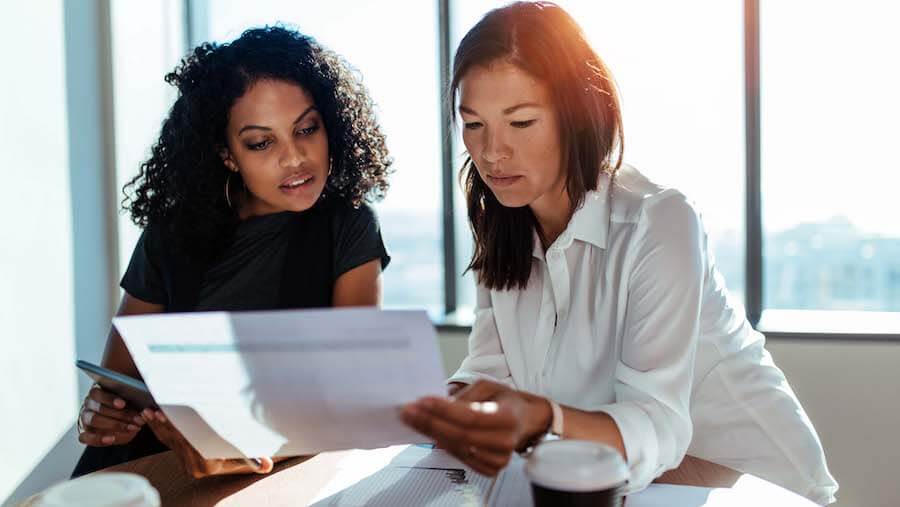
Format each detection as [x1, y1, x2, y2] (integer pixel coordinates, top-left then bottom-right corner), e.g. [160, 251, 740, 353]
[452, 1, 624, 291]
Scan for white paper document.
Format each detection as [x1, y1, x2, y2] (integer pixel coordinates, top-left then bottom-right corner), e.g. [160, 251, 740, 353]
[304, 446, 741, 507]
[113, 308, 447, 460]
[309, 445, 496, 506]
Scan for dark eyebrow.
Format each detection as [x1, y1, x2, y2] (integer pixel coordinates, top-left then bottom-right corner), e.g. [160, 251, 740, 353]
[502, 102, 541, 114]
[238, 106, 317, 135]
[458, 103, 541, 116]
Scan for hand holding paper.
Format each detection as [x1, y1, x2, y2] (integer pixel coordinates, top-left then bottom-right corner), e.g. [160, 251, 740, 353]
[113, 308, 447, 460]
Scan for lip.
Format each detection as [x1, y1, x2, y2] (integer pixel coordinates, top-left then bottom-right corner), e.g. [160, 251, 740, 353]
[280, 172, 314, 187]
[485, 174, 523, 188]
[279, 172, 315, 194]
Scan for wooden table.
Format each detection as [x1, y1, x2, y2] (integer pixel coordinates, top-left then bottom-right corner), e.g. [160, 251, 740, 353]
[99, 450, 362, 506]
[20, 448, 816, 506]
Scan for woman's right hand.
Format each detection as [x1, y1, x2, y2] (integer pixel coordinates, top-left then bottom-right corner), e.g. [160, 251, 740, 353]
[77, 384, 146, 446]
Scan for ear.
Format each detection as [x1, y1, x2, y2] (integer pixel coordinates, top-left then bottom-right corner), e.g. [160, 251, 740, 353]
[219, 147, 238, 172]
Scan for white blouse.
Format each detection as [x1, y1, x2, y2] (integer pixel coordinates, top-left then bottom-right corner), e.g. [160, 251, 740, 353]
[448, 165, 838, 504]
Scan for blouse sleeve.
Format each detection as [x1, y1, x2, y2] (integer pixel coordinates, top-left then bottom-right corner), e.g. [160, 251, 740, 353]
[332, 202, 390, 278]
[120, 225, 168, 305]
[446, 282, 515, 387]
[594, 192, 706, 493]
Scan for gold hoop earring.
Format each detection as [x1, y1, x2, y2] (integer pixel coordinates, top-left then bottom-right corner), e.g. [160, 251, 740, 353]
[225, 173, 234, 208]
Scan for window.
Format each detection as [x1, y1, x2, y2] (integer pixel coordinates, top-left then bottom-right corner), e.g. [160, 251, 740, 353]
[106, 1, 900, 333]
[450, 1, 746, 315]
[111, 0, 185, 273]
[760, 1, 900, 318]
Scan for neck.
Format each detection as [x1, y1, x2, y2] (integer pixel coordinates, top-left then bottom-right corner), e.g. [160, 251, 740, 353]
[530, 185, 572, 250]
[238, 194, 278, 221]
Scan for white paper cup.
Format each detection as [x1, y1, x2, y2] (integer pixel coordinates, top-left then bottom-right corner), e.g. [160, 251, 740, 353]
[35, 472, 160, 507]
[525, 440, 629, 507]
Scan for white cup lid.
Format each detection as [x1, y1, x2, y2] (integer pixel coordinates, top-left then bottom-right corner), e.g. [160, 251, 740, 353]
[36, 472, 160, 507]
[525, 440, 629, 492]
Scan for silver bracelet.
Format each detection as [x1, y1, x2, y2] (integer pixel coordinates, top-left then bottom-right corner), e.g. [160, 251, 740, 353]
[518, 399, 564, 457]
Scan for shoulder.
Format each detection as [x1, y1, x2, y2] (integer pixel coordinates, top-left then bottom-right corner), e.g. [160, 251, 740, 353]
[610, 163, 703, 233]
[328, 198, 381, 232]
[325, 198, 390, 273]
[142, 220, 167, 240]
[135, 221, 168, 258]
[329, 198, 379, 220]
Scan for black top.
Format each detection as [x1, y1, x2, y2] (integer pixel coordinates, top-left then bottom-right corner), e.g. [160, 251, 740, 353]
[121, 198, 389, 311]
[72, 198, 389, 477]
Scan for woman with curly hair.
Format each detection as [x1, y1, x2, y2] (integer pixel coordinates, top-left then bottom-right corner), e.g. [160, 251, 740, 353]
[72, 26, 392, 478]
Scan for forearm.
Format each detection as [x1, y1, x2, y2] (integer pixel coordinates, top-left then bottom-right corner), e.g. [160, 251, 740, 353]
[517, 394, 625, 460]
[101, 293, 165, 378]
[559, 407, 627, 460]
[101, 328, 142, 379]
[523, 393, 628, 461]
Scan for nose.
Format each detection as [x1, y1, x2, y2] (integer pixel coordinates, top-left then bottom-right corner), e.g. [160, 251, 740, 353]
[279, 140, 305, 169]
[480, 128, 511, 165]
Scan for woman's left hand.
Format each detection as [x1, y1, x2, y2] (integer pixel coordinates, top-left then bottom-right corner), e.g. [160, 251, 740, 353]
[142, 409, 275, 479]
[401, 380, 551, 476]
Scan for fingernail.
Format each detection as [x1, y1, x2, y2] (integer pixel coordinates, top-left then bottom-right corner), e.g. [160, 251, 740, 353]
[102, 435, 115, 444]
[114, 399, 125, 409]
[156, 412, 167, 423]
[142, 409, 152, 420]
[127, 424, 138, 431]
[134, 416, 145, 425]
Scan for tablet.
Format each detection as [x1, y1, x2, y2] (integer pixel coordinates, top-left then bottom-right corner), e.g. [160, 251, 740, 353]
[76, 360, 158, 410]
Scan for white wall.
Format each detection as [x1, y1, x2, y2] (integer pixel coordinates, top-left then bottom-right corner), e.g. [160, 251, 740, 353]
[1, 0, 128, 503]
[765, 339, 900, 507]
[0, 0, 78, 502]
[437, 331, 900, 507]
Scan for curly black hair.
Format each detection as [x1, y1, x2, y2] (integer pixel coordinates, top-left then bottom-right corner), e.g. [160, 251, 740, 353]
[124, 26, 392, 260]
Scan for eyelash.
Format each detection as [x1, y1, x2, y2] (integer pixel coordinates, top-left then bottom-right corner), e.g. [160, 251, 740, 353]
[298, 123, 319, 136]
[248, 140, 271, 150]
[246, 123, 320, 151]
[463, 120, 536, 130]
[511, 119, 536, 128]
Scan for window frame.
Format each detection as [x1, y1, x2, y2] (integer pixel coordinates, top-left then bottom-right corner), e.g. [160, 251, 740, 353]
[145, 0, 900, 339]
[434, 0, 900, 339]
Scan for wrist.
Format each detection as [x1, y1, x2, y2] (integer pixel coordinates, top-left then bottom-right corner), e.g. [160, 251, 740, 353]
[447, 382, 467, 397]
[521, 396, 554, 447]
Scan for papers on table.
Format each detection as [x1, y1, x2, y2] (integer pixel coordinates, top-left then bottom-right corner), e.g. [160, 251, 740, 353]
[113, 308, 447, 460]
[309, 445, 496, 506]
[303, 445, 818, 507]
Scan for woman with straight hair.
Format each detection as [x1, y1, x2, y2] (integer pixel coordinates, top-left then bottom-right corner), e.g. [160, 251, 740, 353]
[401, 2, 837, 503]
[73, 26, 392, 478]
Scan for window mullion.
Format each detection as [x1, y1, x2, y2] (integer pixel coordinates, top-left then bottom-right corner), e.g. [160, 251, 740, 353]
[744, 0, 763, 326]
[438, 0, 457, 316]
